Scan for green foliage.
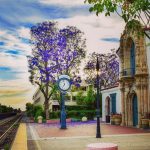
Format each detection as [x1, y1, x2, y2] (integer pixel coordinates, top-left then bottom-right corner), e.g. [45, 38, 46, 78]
[76, 91, 86, 105]
[33, 105, 44, 119]
[50, 110, 97, 120]
[26, 103, 44, 120]
[0, 104, 18, 113]
[4, 144, 9, 150]
[84, 85, 96, 108]
[26, 103, 34, 117]
[66, 105, 91, 111]
[67, 110, 97, 120]
[49, 111, 60, 119]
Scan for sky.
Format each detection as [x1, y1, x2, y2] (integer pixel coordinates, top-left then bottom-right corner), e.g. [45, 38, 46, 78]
[0, 0, 125, 110]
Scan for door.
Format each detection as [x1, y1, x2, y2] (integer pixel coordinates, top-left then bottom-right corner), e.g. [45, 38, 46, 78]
[132, 94, 138, 126]
[110, 93, 116, 114]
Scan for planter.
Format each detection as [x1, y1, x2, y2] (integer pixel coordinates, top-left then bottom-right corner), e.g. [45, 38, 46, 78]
[141, 119, 149, 129]
[114, 118, 122, 125]
[82, 117, 87, 122]
[37, 116, 43, 123]
[110, 116, 115, 125]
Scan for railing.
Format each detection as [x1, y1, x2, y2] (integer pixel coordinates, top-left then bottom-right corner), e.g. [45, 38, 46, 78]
[120, 68, 135, 77]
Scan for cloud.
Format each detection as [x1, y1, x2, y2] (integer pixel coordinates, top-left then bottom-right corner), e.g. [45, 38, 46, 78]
[38, 0, 86, 7]
[0, 0, 90, 31]
[56, 14, 124, 53]
[0, 89, 29, 98]
[0, 29, 31, 56]
[17, 27, 31, 39]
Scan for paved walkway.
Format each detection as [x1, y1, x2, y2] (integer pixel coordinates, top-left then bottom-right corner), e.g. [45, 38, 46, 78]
[29, 122, 150, 138]
[11, 123, 28, 150]
[27, 122, 150, 150]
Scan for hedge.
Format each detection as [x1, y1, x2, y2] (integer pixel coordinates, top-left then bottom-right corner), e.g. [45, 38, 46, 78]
[65, 105, 92, 111]
[49, 110, 100, 120]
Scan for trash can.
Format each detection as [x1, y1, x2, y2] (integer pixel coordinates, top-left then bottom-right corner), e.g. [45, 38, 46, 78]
[106, 115, 110, 123]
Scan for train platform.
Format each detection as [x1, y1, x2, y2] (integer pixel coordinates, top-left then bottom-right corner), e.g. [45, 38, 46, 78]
[10, 122, 150, 150]
[11, 123, 28, 150]
[27, 122, 150, 150]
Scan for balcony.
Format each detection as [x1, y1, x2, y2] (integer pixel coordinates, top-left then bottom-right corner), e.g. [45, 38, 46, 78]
[120, 68, 135, 77]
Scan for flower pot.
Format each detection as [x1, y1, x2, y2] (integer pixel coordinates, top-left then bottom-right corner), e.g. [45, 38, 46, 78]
[110, 117, 115, 125]
[82, 117, 87, 122]
[114, 118, 122, 125]
[37, 116, 43, 123]
[141, 119, 149, 129]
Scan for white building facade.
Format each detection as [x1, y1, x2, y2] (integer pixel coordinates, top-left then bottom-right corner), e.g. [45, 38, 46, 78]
[101, 85, 121, 122]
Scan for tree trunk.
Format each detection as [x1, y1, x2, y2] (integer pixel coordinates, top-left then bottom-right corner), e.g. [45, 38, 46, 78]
[44, 99, 49, 120]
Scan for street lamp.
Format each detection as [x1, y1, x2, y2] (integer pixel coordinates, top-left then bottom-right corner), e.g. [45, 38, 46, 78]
[96, 57, 101, 138]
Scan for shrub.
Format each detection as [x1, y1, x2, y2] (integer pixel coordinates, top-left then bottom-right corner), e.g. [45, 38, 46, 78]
[33, 105, 44, 120]
[66, 105, 91, 111]
[66, 110, 96, 120]
[50, 111, 60, 119]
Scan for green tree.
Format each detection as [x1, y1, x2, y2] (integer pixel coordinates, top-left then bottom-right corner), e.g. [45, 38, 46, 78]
[76, 91, 85, 105]
[33, 105, 44, 119]
[84, 85, 96, 108]
[26, 103, 34, 117]
[85, 0, 150, 38]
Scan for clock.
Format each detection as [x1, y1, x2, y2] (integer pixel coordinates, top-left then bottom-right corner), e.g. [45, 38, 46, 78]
[58, 77, 71, 92]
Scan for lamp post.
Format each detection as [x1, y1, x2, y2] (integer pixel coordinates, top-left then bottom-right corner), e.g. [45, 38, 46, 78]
[96, 57, 101, 138]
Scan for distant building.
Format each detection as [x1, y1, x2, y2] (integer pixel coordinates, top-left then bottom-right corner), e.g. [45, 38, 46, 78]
[33, 82, 88, 112]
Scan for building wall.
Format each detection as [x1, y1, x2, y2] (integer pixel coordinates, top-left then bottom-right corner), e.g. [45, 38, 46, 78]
[145, 30, 150, 80]
[33, 89, 45, 106]
[119, 26, 150, 127]
[101, 87, 121, 122]
[32, 84, 88, 111]
[145, 30, 150, 118]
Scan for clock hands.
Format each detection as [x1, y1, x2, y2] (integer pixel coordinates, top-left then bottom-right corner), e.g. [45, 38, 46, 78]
[63, 83, 65, 88]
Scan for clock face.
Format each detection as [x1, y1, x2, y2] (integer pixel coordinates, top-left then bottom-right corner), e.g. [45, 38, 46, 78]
[58, 78, 70, 91]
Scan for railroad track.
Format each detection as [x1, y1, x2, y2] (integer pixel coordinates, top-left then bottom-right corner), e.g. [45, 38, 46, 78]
[0, 114, 23, 149]
[0, 116, 17, 126]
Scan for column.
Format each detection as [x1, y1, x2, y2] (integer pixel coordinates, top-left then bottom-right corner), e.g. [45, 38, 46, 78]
[120, 85, 125, 126]
[136, 79, 142, 128]
[143, 81, 148, 114]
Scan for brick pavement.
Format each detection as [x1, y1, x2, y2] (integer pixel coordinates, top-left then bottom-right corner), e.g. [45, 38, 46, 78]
[32, 122, 150, 138]
[27, 122, 150, 150]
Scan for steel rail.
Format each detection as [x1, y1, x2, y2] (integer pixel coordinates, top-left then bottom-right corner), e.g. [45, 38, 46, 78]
[0, 116, 17, 126]
[0, 115, 22, 144]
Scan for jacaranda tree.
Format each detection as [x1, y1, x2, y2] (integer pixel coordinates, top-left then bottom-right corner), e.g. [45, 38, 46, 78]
[28, 21, 86, 119]
[84, 51, 119, 89]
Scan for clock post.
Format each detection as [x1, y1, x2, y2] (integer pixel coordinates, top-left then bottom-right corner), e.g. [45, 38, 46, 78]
[57, 75, 71, 129]
[60, 92, 66, 129]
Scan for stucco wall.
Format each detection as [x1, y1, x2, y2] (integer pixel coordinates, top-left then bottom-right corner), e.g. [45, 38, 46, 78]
[101, 87, 121, 122]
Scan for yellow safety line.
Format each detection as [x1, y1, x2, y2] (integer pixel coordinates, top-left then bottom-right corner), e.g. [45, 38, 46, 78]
[11, 123, 28, 150]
